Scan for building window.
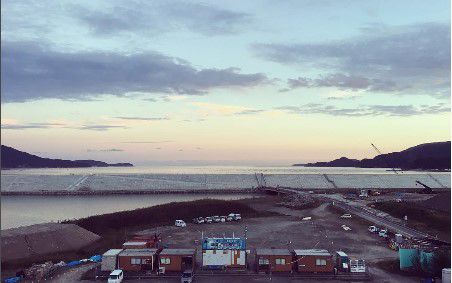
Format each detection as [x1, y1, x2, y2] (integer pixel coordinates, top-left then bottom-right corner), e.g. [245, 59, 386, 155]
[275, 258, 286, 265]
[259, 258, 270, 265]
[160, 258, 171, 265]
[131, 258, 141, 265]
[316, 259, 327, 266]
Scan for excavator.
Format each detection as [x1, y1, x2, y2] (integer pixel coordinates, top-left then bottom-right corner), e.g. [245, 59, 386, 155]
[371, 143, 433, 194]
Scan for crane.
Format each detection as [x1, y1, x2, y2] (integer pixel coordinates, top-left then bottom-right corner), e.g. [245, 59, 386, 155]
[370, 143, 400, 174]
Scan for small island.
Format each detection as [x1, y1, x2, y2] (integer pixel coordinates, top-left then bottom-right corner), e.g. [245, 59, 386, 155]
[1, 145, 133, 169]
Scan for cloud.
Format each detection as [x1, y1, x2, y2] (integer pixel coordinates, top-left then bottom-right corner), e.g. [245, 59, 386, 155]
[74, 2, 251, 37]
[192, 102, 266, 116]
[255, 23, 451, 96]
[234, 109, 266, 115]
[1, 41, 269, 102]
[78, 125, 127, 131]
[87, 148, 124, 152]
[114, 116, 169, 121]
[142, 98, 158, 102]
[283, 74, 399, 92]
[1, 122, 65, 130]
[276, 103, 450, 117]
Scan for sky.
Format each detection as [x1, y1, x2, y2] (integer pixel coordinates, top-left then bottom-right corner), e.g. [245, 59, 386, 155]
[1, 0, 451, 165]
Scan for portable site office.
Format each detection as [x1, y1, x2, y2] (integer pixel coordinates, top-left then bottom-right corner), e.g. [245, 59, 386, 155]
[101, 249, 123, 271]
[293, 249, 334, 273]
[118, 249, 159, 272]
[158, 248, 196, 273]
[335, 251, 349, 272]
[255, 249, 293, 273]
[202, 237, 246, 269]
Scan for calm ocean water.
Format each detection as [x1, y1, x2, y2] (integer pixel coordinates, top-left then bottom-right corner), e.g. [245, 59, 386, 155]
[1, 193, 256, 230]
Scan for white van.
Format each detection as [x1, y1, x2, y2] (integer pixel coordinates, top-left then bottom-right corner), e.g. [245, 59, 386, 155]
[108, 269, 123, 283]
[175, 220, 187, 227]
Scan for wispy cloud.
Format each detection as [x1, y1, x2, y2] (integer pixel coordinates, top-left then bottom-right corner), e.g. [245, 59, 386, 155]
[1, 122, 65, 130]
[276, 103, 450, 117]
[282, 74, 399, 92]
[114, 116, 169, 121]
[78, 125, 127, 131]
[2, 41, 269, 103]
[234, 109, 266, 115]
[74, 2, 251, 37]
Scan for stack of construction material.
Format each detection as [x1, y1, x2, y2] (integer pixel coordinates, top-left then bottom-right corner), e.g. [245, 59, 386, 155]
[25, 261, 57, 281]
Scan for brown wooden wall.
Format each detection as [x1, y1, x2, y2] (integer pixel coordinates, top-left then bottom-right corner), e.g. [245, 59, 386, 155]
[159, 254, 195, 272]
[295, 255, 334, 273]
[256, 254, 293, 272]
[118, 255, 154, 271]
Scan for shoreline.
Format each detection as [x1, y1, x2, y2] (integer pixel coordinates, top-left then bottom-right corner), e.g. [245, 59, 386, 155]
[1, 186, 450, 196]
[0, 188, 259, 196]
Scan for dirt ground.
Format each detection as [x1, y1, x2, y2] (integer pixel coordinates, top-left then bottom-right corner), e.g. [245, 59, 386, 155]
[14, 196, 430, 282]
[130, 196, 419, 283]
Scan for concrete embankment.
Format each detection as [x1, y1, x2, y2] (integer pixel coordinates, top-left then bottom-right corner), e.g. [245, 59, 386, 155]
[1, 223, 100, 264]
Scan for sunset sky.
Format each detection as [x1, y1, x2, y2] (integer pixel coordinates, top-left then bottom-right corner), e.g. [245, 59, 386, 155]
[1, 0, 450, 165]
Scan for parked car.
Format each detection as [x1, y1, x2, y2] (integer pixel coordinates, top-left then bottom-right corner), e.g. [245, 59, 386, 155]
[175, 220, 187, 227]
[340, 214, 352, 219]
[181, 269, 193, 283]
[213, 216, 221, 223]
[193, 217, 204, 224]
[379, 229, 388, 238]
[220, 216, 226, 222]
[368, 225, 379, 233]
[228, 213, 242, 221]
[204, 217, 213, 224]
[341, 224, 352, 231]
[226, 215, 234, 221]
[108, 269, 124, 283]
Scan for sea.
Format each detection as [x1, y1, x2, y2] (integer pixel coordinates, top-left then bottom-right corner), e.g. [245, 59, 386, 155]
[1, 166, 449, 229]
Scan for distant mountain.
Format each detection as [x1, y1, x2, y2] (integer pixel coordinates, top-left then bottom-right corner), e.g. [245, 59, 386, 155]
[295, 141, 451, 170]
[1, 145, 133, 169]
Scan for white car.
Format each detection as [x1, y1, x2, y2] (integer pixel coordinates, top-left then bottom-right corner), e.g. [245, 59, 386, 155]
[181, 269, 193, 283]
[368, 225, 379, 233]
[108, 269, 123, 283]
[228, 213, 241, 221]
[175, 220, 187, 227]
[379, 229, 388, 238]
[340, 214, 352, 219]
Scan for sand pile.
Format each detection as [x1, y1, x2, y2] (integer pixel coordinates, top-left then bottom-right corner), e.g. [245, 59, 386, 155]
[1, 223, 100, 263]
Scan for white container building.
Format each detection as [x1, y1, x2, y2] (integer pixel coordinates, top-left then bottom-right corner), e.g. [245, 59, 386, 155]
[201, 237, 246, 269]
[101, 249, 123, 271]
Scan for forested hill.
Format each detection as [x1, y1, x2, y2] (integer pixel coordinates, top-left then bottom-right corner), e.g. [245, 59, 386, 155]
[1, 145, 133, 169]
[295, 141, 451, 170]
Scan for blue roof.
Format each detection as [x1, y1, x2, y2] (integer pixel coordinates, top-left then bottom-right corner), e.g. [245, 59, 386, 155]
[202, 237, 246, 250]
